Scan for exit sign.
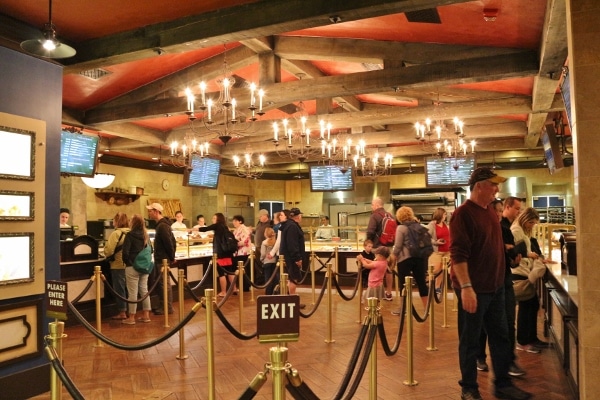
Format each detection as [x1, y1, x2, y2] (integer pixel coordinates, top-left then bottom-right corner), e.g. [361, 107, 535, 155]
[256, 295, 300, 343]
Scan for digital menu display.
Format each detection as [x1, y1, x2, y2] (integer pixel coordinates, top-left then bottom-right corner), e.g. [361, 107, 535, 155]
[425, 156, 476, 188]
[60, 131, 99, 177]
[309, 165, 354, 192]
[184, 156, 221, 189]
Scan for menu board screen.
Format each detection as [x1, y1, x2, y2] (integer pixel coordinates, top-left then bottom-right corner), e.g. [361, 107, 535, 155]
[184, 156, 221, 189]
[309, 165, 354, 192]
[60, 131, 99, 177]
[425, 156, 476, 188]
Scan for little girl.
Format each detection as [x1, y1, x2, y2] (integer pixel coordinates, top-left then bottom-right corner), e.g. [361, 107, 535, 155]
[357, 246, 390, 302]
[260, 227, 278, 295]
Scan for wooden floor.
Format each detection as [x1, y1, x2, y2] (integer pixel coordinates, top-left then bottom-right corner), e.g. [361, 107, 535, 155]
[30, 288, 573, 400]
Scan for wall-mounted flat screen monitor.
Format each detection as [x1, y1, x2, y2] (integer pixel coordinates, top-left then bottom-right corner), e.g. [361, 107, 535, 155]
[309, 165, 354, 192]
[425, 156, 476, 188]
[560, 68, 572, 130]
[183, 156, 221, 189]
[541, 124, 564, 175]
[60, 130, 99, 177]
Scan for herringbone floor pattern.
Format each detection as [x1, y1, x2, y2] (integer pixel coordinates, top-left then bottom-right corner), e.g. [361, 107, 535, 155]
[30, 288, 572, 400]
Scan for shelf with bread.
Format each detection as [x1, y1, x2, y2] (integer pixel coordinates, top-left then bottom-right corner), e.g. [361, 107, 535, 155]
[175, 231, 214, 259]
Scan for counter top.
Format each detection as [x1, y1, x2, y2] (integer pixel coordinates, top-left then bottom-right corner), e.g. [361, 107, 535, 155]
[547, 261, 578, 307]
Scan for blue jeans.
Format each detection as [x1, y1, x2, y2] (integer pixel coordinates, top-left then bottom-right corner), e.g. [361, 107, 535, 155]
[125, 266, 151, 315]
[456, 285, 512, 391]
[111, 269, 127, 312]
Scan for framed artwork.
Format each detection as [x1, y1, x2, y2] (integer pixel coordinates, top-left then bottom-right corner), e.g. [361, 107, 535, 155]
[0, 190, 34, 221]
[0, 126, 35, 180]
[0, 232, 34, 285]
[0, 298, 43, 367]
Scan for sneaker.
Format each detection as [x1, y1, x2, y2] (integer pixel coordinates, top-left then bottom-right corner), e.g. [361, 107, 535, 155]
[508, 362, 526, 377]
[476, 359, 489, 372]
[435, 287, 442, 294]
[391, 309, 402, 316]
[494, 384, 532, 399]
[384, 292, 393, 301]
[516, 343, 541, 354]
[461, 389, 483, 400]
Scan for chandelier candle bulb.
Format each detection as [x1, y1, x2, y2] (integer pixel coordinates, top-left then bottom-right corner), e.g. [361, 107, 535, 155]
[306, 129, 310, 145]
[223, 78, 231, 104]
[231, 99, 236, 121]
[273, 122, 279, 141]
[250, 82, 256, 107]
[207, 99, 212, 121]
[185, 88, 194, 113]
[258, 89, 264, 112]
[199, 82, 206, 106]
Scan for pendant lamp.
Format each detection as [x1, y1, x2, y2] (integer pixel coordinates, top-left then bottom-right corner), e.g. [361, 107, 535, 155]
[20, 0, 76, 59]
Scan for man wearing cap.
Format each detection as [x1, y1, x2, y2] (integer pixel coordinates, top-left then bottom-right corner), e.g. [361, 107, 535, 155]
[254, 209, 272, 273]
[280, 207, 305, 297]
[450, 167, 531, 400]
[146, 203, 176, 315]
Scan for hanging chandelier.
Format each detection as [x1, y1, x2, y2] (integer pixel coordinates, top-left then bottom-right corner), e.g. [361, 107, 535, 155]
[354, 150, 394, 179]
[232, 149, 266, 179]
[415, 98, 475, 160]
[169, 53, 265, 168]
[272, 101, 320, 163]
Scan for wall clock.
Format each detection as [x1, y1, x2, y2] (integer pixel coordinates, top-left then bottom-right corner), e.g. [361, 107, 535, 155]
[161, 179, 169, 191]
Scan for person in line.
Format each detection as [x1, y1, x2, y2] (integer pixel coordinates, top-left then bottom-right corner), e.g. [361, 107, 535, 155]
[366, 197, 394, 301]
[254, 209, 272, 271]
[121, 214, 152, 325]
[171, 210, 187, 239]
[103, 212, 130, 320]
[147, 203, 176, 315]
[390, 206, 429, 314]
[450, 167, 531, 400]
[198, 213, 237, 297]
[232, 215, 252, 293]
[359, 239, 375, 288]
[426, 207, 450, 293]
[279, 208, 305, 299]
[314, 215, 334, 240]
[260, 227, 277, 295]
[60, 207, 71, 228]
[477, 197, 526, 376]
[511, 207, 550, 354]
[357, 245, 389, 302]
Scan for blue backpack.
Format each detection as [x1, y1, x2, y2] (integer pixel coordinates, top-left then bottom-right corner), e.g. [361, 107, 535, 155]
[405, 221, 433, 259]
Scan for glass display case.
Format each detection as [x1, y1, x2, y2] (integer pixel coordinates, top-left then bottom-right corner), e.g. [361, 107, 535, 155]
[175, 233, 214, 259]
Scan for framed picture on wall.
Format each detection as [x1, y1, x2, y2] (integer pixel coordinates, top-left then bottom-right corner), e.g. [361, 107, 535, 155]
[0, 298, 43, 367]
[0, 191, 34, 221]
[0, 232, 34, 285]
[0, 126, 35, 180]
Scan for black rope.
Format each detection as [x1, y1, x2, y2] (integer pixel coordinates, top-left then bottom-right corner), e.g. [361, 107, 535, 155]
[299, 276, 329, 318]
[378, 293, 407, 356]
[242, 262, 280, 290]
[44, 340, 85, 400]
[342, 322, 378, 400]
[213, 307, 257, 340]
[101, 273, 152, 304]
[286, 379, 320, 400]
[71, 278, 94, 304]
[331, 270, 361, 301]
[67, 301, 200, 351]
[188, 259, 214, 291]
[332, 315, 372, 400]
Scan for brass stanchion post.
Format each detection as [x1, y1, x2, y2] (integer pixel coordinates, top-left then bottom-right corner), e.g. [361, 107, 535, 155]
[270, 345, 288, 400]
[238, 260, 245, 333]
[441, 256, 450, 327]
[48, 321, 65, 400]
[93, 265, 103, 347]
[212, 253, 218, 293]
[403, 276, 418, 386]
[176, 269, 188, 360]
[278, 255, 286, 295]
[310, 251, 316, 304]
[325, 262, 335, 343]
[250, 248, 256, 303]
[333, 247, 339, 296]
[367, 297, 378, 399]
[162, 259, 170, 327]
[205, 289, 216, 400]
[281, 273, 288, 295]
[357, 262, 363, 323]
[426, 263, 438, 351]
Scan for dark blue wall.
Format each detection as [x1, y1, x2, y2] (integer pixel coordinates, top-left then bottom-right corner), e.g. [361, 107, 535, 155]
[0, 46, 62, 384]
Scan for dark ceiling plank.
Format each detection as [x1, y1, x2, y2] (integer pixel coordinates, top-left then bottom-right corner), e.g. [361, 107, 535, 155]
[274, 36, 526, 64]
[84, 52, 539, 125]
[61, 0, 472, 74]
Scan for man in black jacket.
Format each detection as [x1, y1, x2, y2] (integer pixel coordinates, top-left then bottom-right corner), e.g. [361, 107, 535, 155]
[280, 208, 305, 296]
[147, 203, 176, 315]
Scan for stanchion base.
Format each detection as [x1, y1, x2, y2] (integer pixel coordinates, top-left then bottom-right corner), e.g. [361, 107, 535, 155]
[441, 324, 451, 328]
[426, 346, 439, 351]
[176, 355, 189, 360]
[324, 339, 336, 344]
[403, 380, 419, 386]
[93, 343, 104, 348]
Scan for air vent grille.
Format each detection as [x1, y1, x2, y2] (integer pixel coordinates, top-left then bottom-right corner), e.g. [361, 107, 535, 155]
[79, 68, 111, 80]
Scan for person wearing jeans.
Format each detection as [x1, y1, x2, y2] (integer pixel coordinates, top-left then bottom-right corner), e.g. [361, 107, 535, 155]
[122, 214, 152, 324]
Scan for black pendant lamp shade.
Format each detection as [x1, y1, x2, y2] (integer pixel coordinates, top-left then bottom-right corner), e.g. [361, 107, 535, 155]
[20, 0, 76, 59]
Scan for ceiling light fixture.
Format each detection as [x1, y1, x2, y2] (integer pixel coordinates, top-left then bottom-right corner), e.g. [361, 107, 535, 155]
[20, 0, 76, 59]
[354, 149, 394, 179]
[272, 101, 320, 163]
[232, 148, 266, 179]
[81, 173, 115, 189]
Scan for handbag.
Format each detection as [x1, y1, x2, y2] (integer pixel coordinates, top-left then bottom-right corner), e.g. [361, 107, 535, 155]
[513, 279, 535, 301]
[133, 243, 154, 274]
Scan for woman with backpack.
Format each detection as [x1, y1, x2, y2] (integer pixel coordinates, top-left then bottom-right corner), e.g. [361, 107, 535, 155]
[391, 206, 429, 315]
[104, 212, 130, 320]
[198, 213, 237, 297]
[121, 214, 152, 325]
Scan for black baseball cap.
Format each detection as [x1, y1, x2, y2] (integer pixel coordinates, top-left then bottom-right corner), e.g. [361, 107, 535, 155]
[290, 207, 303, 217]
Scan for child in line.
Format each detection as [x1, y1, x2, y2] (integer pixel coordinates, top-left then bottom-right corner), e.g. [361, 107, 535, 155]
[260, 227, 278, 295]
[357, 246, 390, 302]
[359, 239, 375, 288]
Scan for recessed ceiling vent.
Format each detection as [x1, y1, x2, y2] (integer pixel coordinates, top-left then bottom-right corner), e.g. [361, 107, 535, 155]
[405, 8, 441, 24]
[79, 68, 111, 80]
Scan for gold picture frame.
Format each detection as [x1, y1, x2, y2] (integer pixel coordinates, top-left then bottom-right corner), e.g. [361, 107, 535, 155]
[0, 126, 35, 180]
[0, 232, 34, 285]
[0, 190, 34, 221]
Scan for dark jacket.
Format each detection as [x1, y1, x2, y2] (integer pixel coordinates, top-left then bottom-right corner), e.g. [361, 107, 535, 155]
[122, 228, 145, 267]
[154, 217, 176, 265]
[280, 219, 305, 264]
[199, 223, 234, 259]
